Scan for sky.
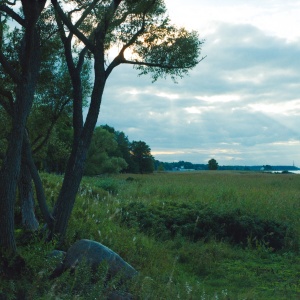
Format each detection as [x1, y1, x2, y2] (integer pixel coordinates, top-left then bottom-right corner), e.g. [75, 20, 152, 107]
[97, 0, 300, 166]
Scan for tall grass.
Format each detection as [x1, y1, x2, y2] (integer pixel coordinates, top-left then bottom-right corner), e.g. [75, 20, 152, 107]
[3, 171, 300, 299]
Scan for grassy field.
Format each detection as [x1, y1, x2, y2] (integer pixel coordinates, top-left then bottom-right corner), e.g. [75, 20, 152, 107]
[5, 171, 300, 299]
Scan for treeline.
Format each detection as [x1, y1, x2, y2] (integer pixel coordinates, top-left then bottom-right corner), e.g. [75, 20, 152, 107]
[154, 161, 299, 171]
[34, 124, 155, 175]
[154, 160, 208, 171]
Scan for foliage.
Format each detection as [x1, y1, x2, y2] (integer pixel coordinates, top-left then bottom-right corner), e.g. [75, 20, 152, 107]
[84, 127, 128, 176]
[208, 158, 218, 170]
[120, 201, 291, 250]
[130, 140, 154, 174]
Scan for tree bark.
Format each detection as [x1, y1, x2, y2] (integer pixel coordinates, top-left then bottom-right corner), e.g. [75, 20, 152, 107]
[19, 130, 54, 232]
[0, 1, 46, 254]
[51, 51, 106, 241]
[18, 162, 39, 231]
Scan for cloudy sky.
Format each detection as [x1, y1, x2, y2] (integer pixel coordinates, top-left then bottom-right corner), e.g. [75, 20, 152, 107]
[98, 0, 300, 166]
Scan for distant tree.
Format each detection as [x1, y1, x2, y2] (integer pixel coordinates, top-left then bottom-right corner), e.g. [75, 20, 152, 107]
[263, 165, 272, 171]
[208, 158, 218, 170]
[157, 163, 164, 172]
[85, 127, 127, 175]
[100, 125, 134, 172]
[130, 141, 154, 174]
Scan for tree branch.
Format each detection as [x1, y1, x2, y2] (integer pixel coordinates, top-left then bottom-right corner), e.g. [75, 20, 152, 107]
[74, 0, 99, 29]
[32, 97, 70, 153]
[23, 131, 54, 228]
[122, 55, 207, 69]
[0, 88, 14, 116]
[0, 4, 26, 27]
[0, 51, 21, 83]
[51, 0, 94, 52]
[76, 46, 88, 72]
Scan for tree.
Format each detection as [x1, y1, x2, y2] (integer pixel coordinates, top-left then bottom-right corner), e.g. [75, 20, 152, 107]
[84, 126, 127, 175]
[130, 140, 154, 174]
[208, 158, 218, 170]
[0, 0, 47, 254]
[0, 0, 204, 251]
[0, 5, 90, 234]
[49, 0, 203, 241]
[101, 125, 136, 173]
[157, 163, 164, 172]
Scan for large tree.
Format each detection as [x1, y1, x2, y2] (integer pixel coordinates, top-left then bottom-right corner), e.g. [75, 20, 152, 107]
[0, 0, 47, 254]
[49, 0, 204, 241]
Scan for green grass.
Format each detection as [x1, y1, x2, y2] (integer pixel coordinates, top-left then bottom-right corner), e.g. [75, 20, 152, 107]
[3, 171, 300, 299]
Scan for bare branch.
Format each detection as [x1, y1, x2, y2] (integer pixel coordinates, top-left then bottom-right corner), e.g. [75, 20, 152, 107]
[122, 55, 207, 69]
[77, 46, 88, 72]
[74, 0, 99, 29]
[51, 0, 94, 52]
[0, 4, 25, 27]
[32, 98, 70, 154]
[5, 1, 17, 5]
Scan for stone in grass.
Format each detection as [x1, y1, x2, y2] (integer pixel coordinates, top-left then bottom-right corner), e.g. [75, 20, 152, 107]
[49, 239, 138, 284]
[47, 250, 66, 260]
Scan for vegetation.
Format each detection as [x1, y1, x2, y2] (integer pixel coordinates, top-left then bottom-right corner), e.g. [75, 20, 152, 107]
[85, 125, 155, 175]
[0, 0, 202, 254]
[1, 171, 300, 299]
[208, 158, 219, 170]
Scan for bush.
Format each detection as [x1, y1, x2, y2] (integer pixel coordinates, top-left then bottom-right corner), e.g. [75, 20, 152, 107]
[120, 201, 292, 250]
[92, 177, 121, 195]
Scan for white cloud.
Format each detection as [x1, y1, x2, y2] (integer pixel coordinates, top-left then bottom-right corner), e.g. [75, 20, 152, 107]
[96, 2, 300, 166]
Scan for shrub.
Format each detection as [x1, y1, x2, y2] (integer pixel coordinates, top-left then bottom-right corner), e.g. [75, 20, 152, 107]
[91, 177, 121, 195]
[120, 201, 292, 250]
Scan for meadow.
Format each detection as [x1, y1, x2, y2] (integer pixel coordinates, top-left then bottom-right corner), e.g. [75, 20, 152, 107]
[6, 171, 300, 299]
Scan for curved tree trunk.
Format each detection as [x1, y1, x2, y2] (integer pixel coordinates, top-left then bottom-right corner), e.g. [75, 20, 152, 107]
[18, 131, 54, 231]
[23, 132, 54, 228]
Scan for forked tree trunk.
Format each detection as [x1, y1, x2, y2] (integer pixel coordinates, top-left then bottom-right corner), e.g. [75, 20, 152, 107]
[23, 132, 54, 228]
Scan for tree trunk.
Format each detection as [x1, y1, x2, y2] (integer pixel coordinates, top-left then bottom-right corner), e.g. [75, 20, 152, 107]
[0, 83, 37, 253]
[51, 56, 106, 242]
[23, 132, 53, 228]
[18, 163, 39, 231]
[0, 0, 46, 253]
[51, 143, 89, 241]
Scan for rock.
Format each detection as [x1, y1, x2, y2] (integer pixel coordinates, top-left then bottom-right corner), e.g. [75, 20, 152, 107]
[50, 239, 138, 283]
[107, 291, 134, 300]
[47, 250, 66, 260]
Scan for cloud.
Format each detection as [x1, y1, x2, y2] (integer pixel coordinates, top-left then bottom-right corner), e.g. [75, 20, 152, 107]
[96, 20, 300, 165]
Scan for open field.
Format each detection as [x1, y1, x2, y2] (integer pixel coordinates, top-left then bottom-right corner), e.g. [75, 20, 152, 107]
[5, 171, 300, 299]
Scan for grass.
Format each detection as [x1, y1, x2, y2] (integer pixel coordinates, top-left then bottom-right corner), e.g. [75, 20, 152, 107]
[2, 171, 300, 299]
